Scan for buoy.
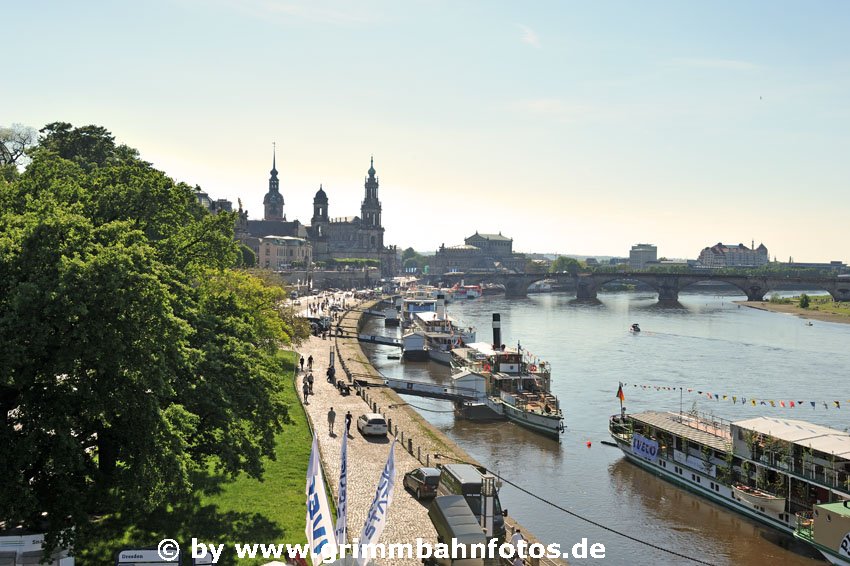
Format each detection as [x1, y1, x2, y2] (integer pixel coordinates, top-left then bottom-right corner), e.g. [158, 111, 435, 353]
[586, 441, 592, 448]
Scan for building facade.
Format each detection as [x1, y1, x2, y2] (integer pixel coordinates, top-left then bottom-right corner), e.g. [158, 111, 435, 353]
[629, 243, 658, 270]
[698, 242, 769, 268]
[258, 236, 312, 270]
[431, 232, 526, 275]
[232, 152, 397, 275]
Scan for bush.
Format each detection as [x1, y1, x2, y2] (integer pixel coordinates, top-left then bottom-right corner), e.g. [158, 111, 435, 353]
[799, 294, 810, 308]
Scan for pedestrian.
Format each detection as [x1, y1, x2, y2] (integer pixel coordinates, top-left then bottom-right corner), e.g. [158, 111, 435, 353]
[345, 411, 352, 437]
[328, 407, 336, 435]
[307, 372, 314, 394]
[511, 528, 525, 553]
[302, 381, 310, 404]
[307, 355, 313, 370]
[299, 355, 305, 373]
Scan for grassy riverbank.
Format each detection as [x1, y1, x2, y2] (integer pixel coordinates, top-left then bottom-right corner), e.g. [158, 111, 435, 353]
[78, 350, 310, 565]
[737, 295, 850, 324]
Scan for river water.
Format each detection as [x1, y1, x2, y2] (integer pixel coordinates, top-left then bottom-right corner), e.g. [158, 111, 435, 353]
[360, 289, 850, 565]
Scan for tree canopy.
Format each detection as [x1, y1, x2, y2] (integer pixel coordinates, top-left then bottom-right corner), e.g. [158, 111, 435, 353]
[0, 123, 308, 552]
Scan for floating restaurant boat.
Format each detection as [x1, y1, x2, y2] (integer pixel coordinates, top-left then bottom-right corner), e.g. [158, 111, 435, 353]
[609, 410, 850, 552]
[450, 314, 564, 439]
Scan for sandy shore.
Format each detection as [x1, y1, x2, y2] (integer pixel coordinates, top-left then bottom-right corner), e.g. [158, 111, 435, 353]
[735, 301, 850, 325]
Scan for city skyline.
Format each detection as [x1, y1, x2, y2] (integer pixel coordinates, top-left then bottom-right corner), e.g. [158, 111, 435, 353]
[6, 0, 850, 262]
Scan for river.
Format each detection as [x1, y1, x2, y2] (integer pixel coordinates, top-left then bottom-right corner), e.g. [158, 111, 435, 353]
[360, 289, 850, 565]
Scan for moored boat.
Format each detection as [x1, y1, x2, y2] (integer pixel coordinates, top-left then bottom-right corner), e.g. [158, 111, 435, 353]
[451, 313, 563, 439]
[609, 410, 850, 544]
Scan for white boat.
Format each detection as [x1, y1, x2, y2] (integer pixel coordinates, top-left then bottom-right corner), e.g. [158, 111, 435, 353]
[402, 330, 428, 361]
[731, 484, 787, 514]
[610, 410, 850, 543]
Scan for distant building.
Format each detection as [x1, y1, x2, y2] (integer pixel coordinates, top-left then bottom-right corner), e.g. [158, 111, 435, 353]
[786, 261, 847, 272]
[698, 242, 768, 268]
[231, 151, 398, 275]
[258, 236, 312, 270]
[629, 244, 658, 270]
[431, 231, 526, 274]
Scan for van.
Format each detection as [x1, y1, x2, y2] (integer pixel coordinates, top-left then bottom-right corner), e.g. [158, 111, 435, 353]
[436, 464, 506, 540]
[426, 495, 486, 566]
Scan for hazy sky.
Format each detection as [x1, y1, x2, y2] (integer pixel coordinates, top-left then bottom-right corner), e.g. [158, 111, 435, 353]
[6, 1, 849, 261]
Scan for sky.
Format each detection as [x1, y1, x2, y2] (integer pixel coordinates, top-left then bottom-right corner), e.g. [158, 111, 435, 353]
[5, 0, 850, 262]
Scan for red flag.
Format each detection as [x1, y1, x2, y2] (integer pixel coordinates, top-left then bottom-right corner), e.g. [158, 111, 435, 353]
[616, 384, 625, 403]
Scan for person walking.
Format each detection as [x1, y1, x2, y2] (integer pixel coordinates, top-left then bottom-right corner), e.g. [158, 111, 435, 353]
[299, 355, 305, 373]
[345, 411, 352, 437]
[302, 381, 310, 405]
[307, 372, 314, 394]
[328, 407, 336, 435]
[307, 355, 313, 370]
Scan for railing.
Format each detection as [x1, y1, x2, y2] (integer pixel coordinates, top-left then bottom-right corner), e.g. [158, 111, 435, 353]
[795, 511, 814, 539]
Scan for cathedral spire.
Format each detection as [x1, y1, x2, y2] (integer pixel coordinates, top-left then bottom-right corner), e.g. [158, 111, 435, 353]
[271, 142, 278, 176]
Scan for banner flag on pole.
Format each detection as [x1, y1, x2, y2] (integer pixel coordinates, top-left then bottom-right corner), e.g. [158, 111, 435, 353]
[335, 430, 348, 545]
[616, 383, 625, 403]
[306, 435, 337, 565]
[356, 439, 397, 566]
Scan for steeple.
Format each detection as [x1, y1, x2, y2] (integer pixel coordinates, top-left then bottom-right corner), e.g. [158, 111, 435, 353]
[263, 142, 284, 221]
[361, 156, 381, 228]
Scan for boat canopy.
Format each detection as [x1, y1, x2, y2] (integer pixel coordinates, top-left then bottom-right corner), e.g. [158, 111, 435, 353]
[733, 416, 850, 457]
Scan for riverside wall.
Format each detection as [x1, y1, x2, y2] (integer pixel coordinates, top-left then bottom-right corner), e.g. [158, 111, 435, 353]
[331, 298, 567, 566]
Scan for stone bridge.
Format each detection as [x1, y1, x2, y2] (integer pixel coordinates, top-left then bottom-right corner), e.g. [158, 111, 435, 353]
[437, 272, 850, 301]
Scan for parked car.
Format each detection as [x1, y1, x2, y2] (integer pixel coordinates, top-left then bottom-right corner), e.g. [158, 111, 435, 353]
[357, 413, 388, 436]
[403, 467, 441, 499]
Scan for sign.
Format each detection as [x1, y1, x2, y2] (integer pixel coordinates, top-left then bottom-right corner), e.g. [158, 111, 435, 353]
[356, 440, 397, 566]
[839, 532, 850, 557]
[116, 548, 179, 564]
[306, 436, 337, 565]
[632, 433, 659, 462]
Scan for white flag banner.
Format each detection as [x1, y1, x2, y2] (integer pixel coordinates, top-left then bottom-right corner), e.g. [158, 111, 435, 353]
[356, 440, 397, 566]
[334, 430, 348, 545]
[306, 435, 337, 565]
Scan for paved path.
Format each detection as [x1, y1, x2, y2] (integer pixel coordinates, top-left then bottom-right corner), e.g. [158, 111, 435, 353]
[294, 294, 566, 566]
[298, 322, 435, 566]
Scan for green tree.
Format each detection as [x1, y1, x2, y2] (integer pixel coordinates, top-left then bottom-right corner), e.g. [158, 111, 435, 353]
[550, 256, 580, 275]
[799, 293, 811, 308]
[0, 122, 309, 552]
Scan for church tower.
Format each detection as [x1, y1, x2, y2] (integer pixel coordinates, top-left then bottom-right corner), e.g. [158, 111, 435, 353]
[361, 156, 382, 228]
[263, 145, 284, 221]
[312, 184, 329, 236]
[360, 156, 384, 250]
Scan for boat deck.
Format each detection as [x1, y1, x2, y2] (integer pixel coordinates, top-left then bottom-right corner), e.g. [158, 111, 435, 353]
[630, 411, 732, 452]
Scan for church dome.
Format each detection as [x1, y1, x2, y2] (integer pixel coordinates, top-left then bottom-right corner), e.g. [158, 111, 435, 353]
[314, 184, 328, 203]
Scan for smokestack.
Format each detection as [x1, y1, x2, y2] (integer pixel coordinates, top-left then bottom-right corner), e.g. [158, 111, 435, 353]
[436, 293, 446, 319]
[492, 313, 501, 350]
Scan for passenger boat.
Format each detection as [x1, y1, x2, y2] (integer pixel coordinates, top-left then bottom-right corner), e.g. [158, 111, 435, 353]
[450, 314, 563, 439]
[402, 295, 475, 363]
[609, 410, 850, 543]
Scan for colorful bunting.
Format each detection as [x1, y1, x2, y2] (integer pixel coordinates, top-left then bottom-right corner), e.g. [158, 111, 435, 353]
[619, 382, 845, 411]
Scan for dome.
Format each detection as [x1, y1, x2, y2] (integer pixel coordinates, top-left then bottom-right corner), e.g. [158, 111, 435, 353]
[314, 184, 328, 203]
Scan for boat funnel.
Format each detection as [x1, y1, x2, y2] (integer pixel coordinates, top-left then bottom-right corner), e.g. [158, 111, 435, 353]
[436, 293, 446, 319]
[492, 313, 501, 350]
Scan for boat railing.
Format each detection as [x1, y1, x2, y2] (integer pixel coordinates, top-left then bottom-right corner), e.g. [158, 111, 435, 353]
[672, 411, 733, 440]
[795, 511, 814, 538]
[609, 414, 632, 440]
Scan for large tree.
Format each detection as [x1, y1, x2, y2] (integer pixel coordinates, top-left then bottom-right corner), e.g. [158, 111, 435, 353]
[0, 123, 307, 552]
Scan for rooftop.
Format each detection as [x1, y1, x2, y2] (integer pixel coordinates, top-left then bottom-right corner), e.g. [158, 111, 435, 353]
[630, 411, 732, 453]
[816, 501, 850, 516]
[733, 416, 850, 457]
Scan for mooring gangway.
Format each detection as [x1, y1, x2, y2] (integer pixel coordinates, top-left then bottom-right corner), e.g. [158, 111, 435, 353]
[384, 377, 481, 401]
[357, 333, 402, 347]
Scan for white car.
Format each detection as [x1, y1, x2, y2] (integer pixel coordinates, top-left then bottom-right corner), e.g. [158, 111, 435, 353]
[357, 413, 388, 436]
